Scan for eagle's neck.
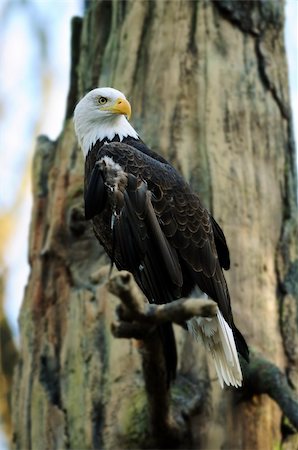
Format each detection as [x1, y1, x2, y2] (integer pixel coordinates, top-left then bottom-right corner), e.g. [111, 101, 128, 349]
[76, 115, 139, 158]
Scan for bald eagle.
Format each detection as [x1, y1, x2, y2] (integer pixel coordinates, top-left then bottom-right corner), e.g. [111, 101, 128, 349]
[74, 87, 249, 388]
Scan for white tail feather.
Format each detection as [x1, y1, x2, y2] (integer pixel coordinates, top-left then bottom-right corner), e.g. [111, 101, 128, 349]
[187, 307, 242, 388]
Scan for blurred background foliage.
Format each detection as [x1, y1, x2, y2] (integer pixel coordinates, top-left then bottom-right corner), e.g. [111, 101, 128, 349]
[0, 0, 296, 448]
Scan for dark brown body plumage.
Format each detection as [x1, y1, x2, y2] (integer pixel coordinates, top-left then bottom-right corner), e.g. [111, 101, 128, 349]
[84, 137, 248, 379]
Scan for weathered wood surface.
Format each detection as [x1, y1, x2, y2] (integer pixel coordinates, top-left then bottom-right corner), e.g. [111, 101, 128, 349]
[12, 1, 297, 449]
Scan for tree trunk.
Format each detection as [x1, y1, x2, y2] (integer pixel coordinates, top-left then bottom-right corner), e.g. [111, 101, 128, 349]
[12, 1, 297, 449]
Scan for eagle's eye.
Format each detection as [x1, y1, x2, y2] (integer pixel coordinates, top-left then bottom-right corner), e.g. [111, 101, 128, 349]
[98, 96, 108, 105]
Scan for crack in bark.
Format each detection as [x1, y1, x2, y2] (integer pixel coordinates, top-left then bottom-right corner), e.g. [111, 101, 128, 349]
[255, 35, 289, 121]
[132, 1, 154, 90]
[65, 17, 83, 120]
[188, 0, 198, 54]
[61, 407, 70, 450]
[214, 0, 290, 122]
[92, 319, 109, 449]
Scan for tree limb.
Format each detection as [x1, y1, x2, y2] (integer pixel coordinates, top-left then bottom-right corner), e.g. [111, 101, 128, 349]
[107, 270, 298, 439]
[107, 270, 217, 325]
[107, 271, 206, 447]
[242, 352, 298, 430]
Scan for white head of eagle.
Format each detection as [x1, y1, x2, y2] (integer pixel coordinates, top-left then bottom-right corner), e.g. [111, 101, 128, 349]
[73, 87, 249, 389]
[74, 87, 138, 158]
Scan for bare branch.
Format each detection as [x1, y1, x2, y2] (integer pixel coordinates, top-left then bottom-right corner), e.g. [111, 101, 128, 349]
[243, 352, 298, 430]
[139, 327, 185, 447]
[107, 270, 298, 438]
[111, 321, 155, 339]
[107, 271, 195, 447]
[107, 270, 217, 325]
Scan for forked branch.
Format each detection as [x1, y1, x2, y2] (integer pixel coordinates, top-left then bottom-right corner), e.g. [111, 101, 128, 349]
[107, 270, 298, 442]
[107, 270, 215, 447]
[108, 270, 217, 331]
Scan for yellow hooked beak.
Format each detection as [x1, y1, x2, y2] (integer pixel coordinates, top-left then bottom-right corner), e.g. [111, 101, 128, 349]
[103, 97, 131, 120]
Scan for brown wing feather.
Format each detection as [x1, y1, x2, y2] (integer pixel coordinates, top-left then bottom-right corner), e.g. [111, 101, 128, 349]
[86, 142, 234, 327]
[114, 173, 183, 303]
[154, 186, 233, 325]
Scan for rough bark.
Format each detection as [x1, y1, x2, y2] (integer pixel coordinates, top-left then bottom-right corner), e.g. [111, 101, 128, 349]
[12, 1, 297, 449]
